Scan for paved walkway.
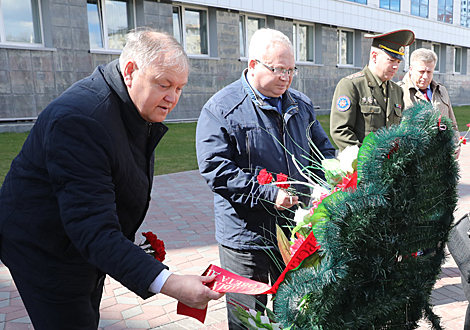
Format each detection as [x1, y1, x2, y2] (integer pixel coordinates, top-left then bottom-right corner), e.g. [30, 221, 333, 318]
[0, 146, 470, 330]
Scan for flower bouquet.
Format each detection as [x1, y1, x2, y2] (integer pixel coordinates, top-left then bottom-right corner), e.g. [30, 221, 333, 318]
[140, 231, 166, 262]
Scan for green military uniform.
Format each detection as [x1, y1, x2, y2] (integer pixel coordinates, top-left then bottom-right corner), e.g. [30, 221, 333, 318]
[330, 65, 404, 151]
[330, 29, 415, 151]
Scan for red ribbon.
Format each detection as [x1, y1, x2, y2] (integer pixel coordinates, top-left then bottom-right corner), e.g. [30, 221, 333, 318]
[177, 232, 321, 322]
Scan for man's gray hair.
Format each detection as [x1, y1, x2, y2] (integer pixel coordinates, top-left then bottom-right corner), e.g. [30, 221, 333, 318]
[410, 48, 438, 65]
[248, 28, 294, 61]
[119, 28, 189, 74]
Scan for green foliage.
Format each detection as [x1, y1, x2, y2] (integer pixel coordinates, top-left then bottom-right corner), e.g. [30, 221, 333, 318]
[0, 132, 29, 185]
[153, 122, 198, 175]
[274, 102, 459, 330]
[454, 105, 470, 129]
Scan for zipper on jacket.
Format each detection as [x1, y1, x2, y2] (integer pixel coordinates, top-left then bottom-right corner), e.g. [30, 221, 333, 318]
[246, 133, 252, 172]
[281, 108, 297, 178]
[148, 123, 152, 137]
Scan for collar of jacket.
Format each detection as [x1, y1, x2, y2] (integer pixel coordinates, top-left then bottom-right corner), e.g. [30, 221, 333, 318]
[240, 69, 298, 115]
[403, 71, 442, 96]
[363, 65, 382, 88]
[102, 60, 167, 140]
[362, 65, 388, 110]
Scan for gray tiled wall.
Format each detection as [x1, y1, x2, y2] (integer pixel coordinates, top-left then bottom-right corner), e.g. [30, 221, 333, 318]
[1, 0, 470, 128]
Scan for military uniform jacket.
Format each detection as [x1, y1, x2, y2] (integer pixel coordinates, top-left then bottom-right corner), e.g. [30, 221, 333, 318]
[330, 65, 404, 151]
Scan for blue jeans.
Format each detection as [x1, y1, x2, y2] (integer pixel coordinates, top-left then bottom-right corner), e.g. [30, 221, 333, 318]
[218, 244, 283, 330]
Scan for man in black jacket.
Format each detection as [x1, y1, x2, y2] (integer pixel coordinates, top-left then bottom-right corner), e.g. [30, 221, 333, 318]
[0, 28, 222, 329]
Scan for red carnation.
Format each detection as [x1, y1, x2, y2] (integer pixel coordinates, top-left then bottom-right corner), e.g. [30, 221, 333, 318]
[257, 169, 273, 185]
[337, 171, 358, 191]
[275, 173, 290, 189]
[142, 231, 166, 262]
[461, 137, 467, 145]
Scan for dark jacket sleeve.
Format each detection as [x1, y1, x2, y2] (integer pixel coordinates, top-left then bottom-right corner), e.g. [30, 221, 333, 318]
[196, 104, 279, 210]
[45, 114, 166, 299]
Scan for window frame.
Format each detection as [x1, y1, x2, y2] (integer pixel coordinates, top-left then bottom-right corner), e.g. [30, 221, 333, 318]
[337, 28, 355, 67]
[173, 4, 210, 58]
[461, 0, 470, 27]
[293, 21, 315, 64]
[87, 0, 136, 52]
[432, 43, 441, 72]
[454, 46, 462, 74]
[0, 0, 45, 47]
[238, 13, 266, 59]
[410, 0, 429, 18]
[437, 0, 453, 24]
[379, 0, 401, 12]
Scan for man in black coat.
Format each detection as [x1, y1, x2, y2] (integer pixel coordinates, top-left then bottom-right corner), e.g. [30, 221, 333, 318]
[0, 28, 223, 329]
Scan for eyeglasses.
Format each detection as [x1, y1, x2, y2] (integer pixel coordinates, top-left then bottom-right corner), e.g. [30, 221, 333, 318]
[255, 59, 298, 77]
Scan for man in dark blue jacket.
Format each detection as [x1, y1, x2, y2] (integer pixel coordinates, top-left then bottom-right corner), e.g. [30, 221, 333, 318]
[0, 29, 222, 329]
[196, 28, 335, 329]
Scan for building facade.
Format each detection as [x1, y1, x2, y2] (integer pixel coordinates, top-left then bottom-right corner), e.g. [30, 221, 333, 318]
[1, 0, 470, 131]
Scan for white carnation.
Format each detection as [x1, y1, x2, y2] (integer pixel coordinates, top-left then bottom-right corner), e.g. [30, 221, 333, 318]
[337, 145, 359, 173]
[294, 207, 310, 224]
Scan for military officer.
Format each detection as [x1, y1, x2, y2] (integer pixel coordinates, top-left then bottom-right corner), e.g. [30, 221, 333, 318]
[330, 29, 415, 151]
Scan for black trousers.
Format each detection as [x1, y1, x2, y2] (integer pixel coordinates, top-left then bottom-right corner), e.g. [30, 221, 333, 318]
[218, 244, 282, 330]
[11, 271, 105, 330]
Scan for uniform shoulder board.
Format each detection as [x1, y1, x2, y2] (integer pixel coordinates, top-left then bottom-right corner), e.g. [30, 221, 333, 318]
[346, 72, 364, 80]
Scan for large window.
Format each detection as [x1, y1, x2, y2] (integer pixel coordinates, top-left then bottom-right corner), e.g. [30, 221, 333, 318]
[87, 0, 135, 50]
[438, 0, 453, 23]
[411, 0, 428, 18]
[0, 0, 43, 45]
[347, 0, 367, 3]
[173, 6, 208, 55]
[380, 0, 400, 12]
[432, 44, 441, 72]
[239, 14, 265, 58]
[293, 23, 314, 63]
[454, 47, 462, 73]
[462, 0, 470, 27]
[338, 29, 354, 66]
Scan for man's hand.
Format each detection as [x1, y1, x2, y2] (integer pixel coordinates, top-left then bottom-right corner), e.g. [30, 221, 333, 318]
[274, 189, 298, 210]
[160, 274, 224, 309]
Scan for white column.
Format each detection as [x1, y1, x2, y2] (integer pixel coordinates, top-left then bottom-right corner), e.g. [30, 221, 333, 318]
[454, 0, 461, 26]
[401, 0, 411, 14]
[429, 0, 438, 21]
[368, 0, 380, 8]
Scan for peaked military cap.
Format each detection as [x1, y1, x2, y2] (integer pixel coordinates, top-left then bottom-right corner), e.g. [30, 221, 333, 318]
[365, 29, 415, 61]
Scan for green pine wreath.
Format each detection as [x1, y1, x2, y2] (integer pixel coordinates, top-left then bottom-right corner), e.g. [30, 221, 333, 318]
[274, 101, 459, 330]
